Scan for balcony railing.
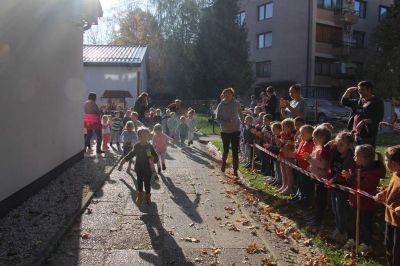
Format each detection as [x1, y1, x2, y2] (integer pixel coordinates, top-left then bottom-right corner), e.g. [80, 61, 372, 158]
[332, 41, 364, 49]
[334, 8, 359, 24]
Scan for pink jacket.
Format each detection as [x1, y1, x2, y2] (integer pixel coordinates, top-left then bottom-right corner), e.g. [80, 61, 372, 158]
[152, 133, 173, 153]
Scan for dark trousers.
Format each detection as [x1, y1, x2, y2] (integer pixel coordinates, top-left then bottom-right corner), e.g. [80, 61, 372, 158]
[299, 173, 313, 206]
[357, 135, 377, 147]
[261, 153, 273, 176]
[221, 131, 240, 170]
[137, 171, 151, 193]
[385, 223, 400, 266]
[85, 129, 102, 152]
[331, 190, 348, 234]
[347, 208, 374, 245]
[314, 183, 328, 224]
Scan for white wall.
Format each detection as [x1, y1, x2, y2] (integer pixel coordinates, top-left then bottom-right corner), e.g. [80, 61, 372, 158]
[0, 0, 85, 201]
[83, 65, 141, 108]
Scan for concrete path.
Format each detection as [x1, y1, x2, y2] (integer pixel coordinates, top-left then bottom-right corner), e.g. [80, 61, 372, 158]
[45, 142, 273, 266]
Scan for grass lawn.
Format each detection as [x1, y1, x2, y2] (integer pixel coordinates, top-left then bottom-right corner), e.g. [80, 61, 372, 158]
[197, 113, 220, 136]
[209, 132, 400, 266]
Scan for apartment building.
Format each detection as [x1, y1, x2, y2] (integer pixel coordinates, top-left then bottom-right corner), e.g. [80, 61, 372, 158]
[238, 0, 394, 98]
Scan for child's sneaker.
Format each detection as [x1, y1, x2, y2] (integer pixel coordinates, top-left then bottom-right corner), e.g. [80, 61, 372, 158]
[162, 163, 166, 170]
[343, 238, 355, 250]
[358, 243, 372, 254]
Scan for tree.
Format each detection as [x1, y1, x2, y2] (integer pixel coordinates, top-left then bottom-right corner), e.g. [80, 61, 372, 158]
[365, 3, 400, 98]
[194, 0, 253, 99]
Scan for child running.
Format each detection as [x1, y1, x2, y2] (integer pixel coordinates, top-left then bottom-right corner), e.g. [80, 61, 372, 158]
[101, 115, 111, 151]
[120, 121, 138, 172]
[167, 112, 179, 139]
[152, 124, 175, 174]
[375, 145, 400, 266]
[177, 116, 189, 147]
[186, 109, 197, 146]
[342, 144, 386, 253]
[118, 128, 158, 204]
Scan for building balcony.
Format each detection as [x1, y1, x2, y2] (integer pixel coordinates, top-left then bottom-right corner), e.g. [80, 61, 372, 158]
[334, 8, 359, 25]
[331, 62, 358, 79]
[332, 41, 365, 57]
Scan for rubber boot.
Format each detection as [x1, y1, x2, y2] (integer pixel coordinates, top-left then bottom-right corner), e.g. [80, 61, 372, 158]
[145, 193, 151, 204]
[233, 157, 239, 177]
[221, 154, 228, 173]
[136, 192, 144, 204]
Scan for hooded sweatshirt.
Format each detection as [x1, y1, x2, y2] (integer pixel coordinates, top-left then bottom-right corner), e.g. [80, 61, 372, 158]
[216, 99, 242, 133]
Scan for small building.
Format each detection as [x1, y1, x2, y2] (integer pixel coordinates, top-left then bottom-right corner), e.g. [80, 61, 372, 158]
[83, 45, 148, 109]
[0, 0, 102, 216]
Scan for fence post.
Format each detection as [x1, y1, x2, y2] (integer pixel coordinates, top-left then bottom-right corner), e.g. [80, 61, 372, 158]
[251, 144, 255, 171]
[355, 168, 361, 255]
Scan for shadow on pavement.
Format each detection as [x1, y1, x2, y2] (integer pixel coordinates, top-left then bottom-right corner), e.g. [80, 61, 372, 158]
[160, 174, 203, 224]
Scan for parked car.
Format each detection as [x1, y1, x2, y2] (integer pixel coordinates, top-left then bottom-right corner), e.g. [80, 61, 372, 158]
[305, 98, 351, 123]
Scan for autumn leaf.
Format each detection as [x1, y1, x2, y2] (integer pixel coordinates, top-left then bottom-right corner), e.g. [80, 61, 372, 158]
[246, 243, 258, 254]
[303, 238, 312, 246]
[261, 258, 277, 266]
[269, 213, 281, 222]
[345, 258, 356, 266]
[319, 255, 329, 266]
[185, 237, 200, 243]
[80, 230, 90, 239]
[263, 223, 270, 231]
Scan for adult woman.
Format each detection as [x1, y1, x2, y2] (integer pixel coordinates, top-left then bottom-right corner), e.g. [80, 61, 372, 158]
[216, 88, 243, 176]
[84, 92, 103, 154]
[167, 99, 185, 116]
[280, 84, 306, 119]
[134, 92, 149, 121]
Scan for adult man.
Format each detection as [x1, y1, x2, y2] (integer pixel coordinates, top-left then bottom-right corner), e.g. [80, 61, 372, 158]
[341, 81, 384, 146]
[265, 86, 278, 120]
[167, 99, 185, 116]
[280, 84, 306, 119]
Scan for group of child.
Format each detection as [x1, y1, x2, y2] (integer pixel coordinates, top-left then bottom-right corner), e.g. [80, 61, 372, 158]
[97, 107, 199, 205]
[240, 109, 400, 260]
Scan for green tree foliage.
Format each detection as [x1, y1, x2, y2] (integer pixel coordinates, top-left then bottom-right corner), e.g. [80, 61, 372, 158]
[194, 0, 253, 98]
[365, 3, 400, 98]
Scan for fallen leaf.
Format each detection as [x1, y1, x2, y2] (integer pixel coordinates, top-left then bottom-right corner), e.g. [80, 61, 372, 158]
[269, 213, 281, 222]
[110, 227, 118, 232]
[261, 258, 277, 266]
[246, 243, 258, 254]
[189, 223, 195, 227]
[263, 223, 270, 231]
[319, 255, 329, 266]
[303, 238, 312, 246]
[345, 258, 356, 266]
[214, 216, 222, 221]
[86, 208, 93, 215]
[290, 231, 302, 240]
[185, 237, 200, 243]
[80, 230, 90, 239]
[194, 257, 202, 262]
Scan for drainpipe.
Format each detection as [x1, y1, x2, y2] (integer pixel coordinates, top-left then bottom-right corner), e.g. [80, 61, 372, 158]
[305, 0, 312, 97]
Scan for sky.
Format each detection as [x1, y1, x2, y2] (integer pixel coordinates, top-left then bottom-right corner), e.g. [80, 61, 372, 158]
[84, 0, 151, 44]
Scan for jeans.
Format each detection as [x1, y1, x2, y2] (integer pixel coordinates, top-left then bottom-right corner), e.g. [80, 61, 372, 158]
[273, 160, 282, 184]
[331, 189, 348, 234]
[110, 130, 120, 144]
[85, 129, 102, 152]
[347, 208, 374, 245]
[299, 173, 314, 206]
[314, 183, 328, 225]
[385, 223, 400, 266]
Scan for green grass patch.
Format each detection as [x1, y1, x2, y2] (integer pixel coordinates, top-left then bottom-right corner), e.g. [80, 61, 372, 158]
[197, 113, 220, 136]
[209, 136, 400, 266]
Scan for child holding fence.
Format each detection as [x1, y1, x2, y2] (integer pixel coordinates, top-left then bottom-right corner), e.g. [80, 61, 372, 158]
[260, 114, 273, 176]
[291, 117, 306, 201]
[278, 118, 295, 195]
[375, 145, 400, 266]
[327, 131, 356, 243]
[304, 125, 332, 228]
[266, 122, 283, 187]
[287, 125, 314, 207]
[243, 115, 256, 168]
[342, 144, 386, 253]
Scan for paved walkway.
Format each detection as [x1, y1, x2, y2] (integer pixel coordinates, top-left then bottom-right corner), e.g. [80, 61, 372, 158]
[45, 142, 273, 266]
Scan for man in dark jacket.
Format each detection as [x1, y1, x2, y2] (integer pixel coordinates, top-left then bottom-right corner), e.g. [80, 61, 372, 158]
[341, 81, 384, 147]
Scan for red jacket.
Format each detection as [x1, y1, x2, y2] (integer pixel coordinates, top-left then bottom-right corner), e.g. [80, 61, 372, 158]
[294, 140, 314, 170]
[348, 161, 386, 210]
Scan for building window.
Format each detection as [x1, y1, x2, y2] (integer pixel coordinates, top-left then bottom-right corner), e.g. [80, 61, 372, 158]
[258, 2, 273, 21]
[237, 11, 246, 26]
[379, 6, 389, 21]
[256, 61, 271, 77]
[257, 32, 272, 49]
[352, 30, 365, 48]
[315, 57, 332, 76]
[354, 0, 367, 18]
[317, 0, 337, 9]
[316, 24, 342, 44]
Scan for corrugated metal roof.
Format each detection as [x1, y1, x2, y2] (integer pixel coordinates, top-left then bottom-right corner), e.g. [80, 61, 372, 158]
[83, 45, 147, 66]
[101, 90, 133, 98]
